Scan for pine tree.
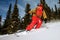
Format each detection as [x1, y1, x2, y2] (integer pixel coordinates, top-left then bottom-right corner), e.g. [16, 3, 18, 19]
[58, 8, 60, 19]
[3, 3, 12, 28]
[55, 5, 58, 13]
[40, 0, 51, 21]
[2, 3, 12, 34]
[0, 15, 1, 28]
[58, 0, 60, 4]
[10, 0, 20, 33]
[23, 3, 31, 29]
[51, 8, 56, 20]
[0, 15, 2, 34]
[54, 4, 58, 19]
[57, 0, 60, 19]
[40, 0, 45, 5]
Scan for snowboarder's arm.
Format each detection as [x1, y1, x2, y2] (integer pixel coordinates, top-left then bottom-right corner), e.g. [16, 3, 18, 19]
[43, 10, 47, 19]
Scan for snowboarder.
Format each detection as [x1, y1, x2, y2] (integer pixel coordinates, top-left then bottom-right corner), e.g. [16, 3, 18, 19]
[26, 4, 43, 31]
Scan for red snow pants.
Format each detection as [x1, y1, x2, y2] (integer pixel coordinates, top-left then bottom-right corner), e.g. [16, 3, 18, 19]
[26, 16, 42, 31]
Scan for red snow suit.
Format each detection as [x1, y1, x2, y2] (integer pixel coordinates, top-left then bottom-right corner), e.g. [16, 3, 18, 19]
[36, 5, 43, 17]
[26, 4, 43, 31]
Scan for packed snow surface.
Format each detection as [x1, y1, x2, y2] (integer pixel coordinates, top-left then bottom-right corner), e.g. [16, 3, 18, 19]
[0, 21, 60, 40]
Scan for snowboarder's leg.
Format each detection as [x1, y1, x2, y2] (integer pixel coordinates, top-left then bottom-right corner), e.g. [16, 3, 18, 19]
[26, 16, 38, 31]
[35, 18, 42, 29]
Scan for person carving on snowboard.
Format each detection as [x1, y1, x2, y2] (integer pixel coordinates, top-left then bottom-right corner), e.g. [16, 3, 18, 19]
[26, 4, 43, 31]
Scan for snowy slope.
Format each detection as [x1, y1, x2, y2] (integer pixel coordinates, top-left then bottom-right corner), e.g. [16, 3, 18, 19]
[0, 21, 60, 40]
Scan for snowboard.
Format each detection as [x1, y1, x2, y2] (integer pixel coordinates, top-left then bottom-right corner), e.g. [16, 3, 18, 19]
[14, 29, 29, 37]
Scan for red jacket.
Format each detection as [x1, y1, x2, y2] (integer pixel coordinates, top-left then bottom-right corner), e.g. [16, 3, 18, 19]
[36, 6, 43, 17]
